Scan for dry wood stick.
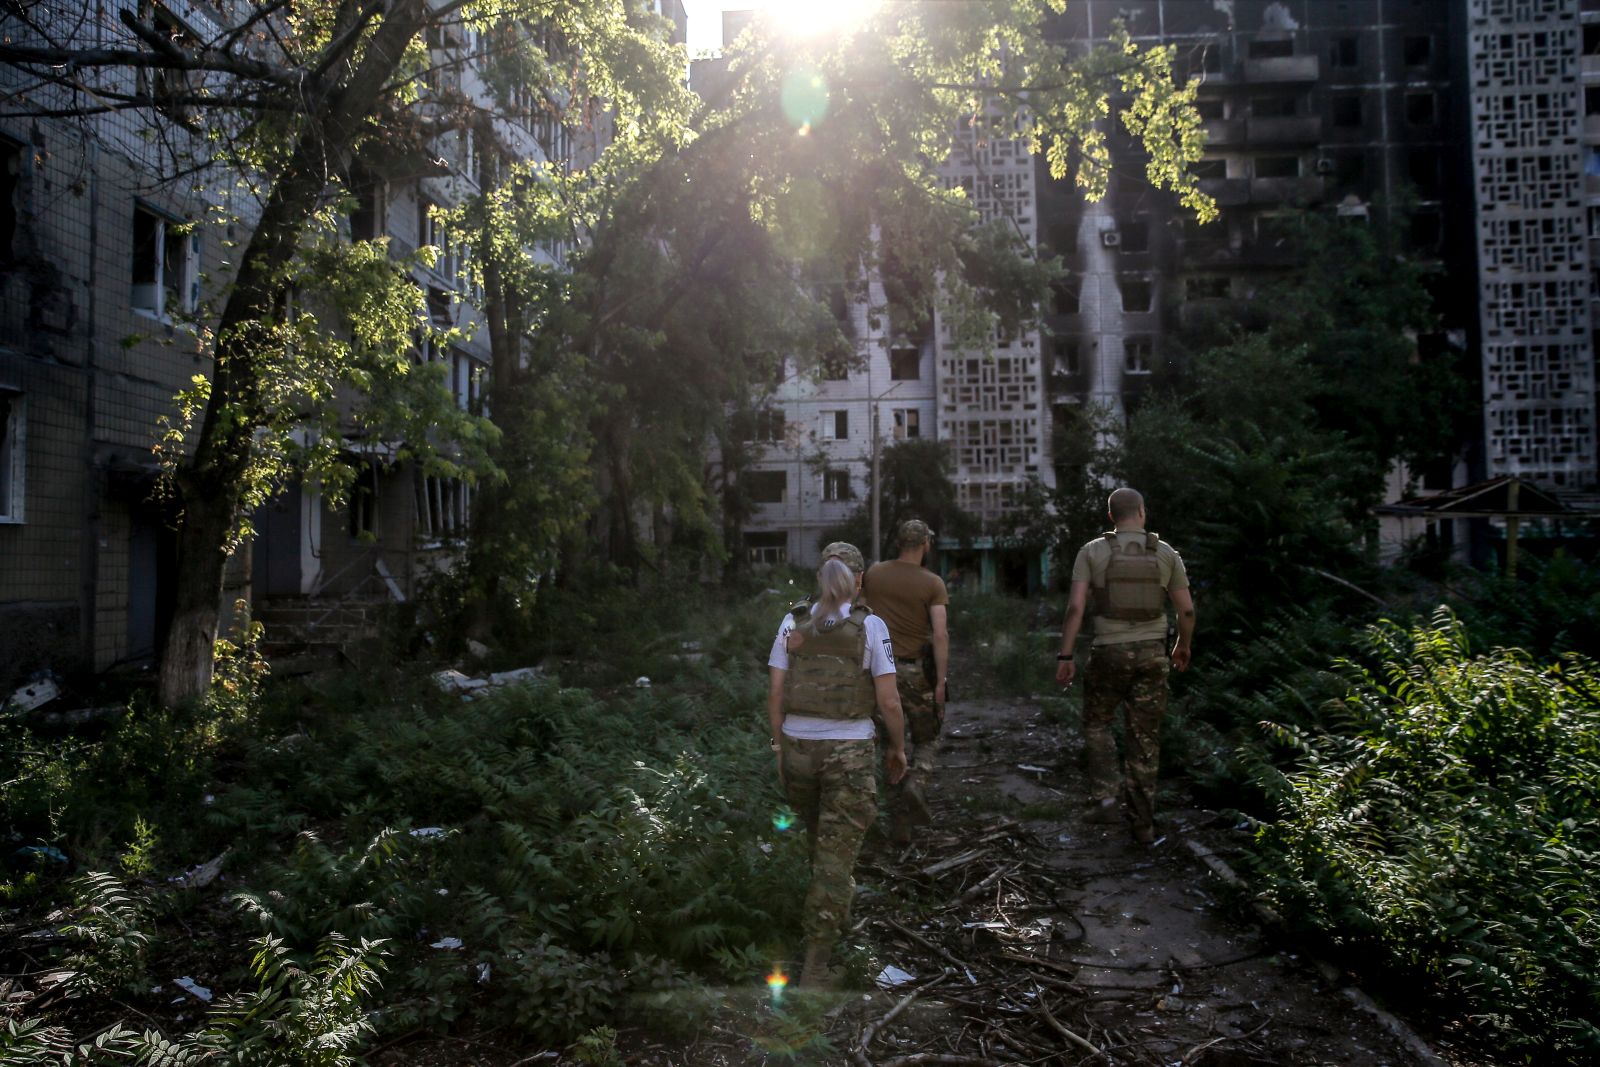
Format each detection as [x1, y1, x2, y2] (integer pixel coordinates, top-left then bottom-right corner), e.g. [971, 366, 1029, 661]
[1037, 991, 1105, 1059]
[921, 848, 990, 877]
[877, 1055, 1005, 1067]
[857, 968, 953, 1056]
[884, 916, 974, 974]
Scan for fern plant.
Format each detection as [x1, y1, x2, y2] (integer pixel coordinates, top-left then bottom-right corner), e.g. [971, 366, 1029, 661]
[1254, 609, 1600, 1063]
[60, 872, 152, 998]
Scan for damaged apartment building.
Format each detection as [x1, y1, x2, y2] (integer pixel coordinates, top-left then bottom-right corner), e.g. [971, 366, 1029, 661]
[0, 1, 594, 688]
[719, 0, 1600, 583]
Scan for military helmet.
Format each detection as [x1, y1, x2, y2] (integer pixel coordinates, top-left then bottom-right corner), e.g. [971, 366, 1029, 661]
[819, 541, 866, 574]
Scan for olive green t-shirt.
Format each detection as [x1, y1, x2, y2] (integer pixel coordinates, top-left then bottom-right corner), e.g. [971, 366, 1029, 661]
[861, 559, 949, 659]
[1070, 530, 1188, 646]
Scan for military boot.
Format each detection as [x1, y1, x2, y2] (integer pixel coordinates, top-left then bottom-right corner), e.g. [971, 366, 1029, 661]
[797, 942, 837, 989]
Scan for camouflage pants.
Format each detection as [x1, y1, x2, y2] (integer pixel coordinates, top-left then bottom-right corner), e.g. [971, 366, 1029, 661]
[886, 662, 941, 826]
[1083, 639, 1169, 833]
[781, 736, 877, 951]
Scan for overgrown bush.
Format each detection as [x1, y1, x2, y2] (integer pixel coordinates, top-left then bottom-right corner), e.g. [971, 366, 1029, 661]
[1252, 609, 1600, 1062]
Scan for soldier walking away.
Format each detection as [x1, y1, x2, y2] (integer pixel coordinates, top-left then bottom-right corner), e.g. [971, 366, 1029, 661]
[767, 543, 907, 988]
[1055, 488, 1195, 845]
[863, 520, 949, 847]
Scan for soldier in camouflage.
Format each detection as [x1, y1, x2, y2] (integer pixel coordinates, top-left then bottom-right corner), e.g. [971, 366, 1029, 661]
[1055, 488, 1195, 845]
[767, 542, 907, 987]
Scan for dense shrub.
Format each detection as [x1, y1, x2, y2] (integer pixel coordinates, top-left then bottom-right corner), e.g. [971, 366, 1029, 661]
[1252, 610, 1600, 1062]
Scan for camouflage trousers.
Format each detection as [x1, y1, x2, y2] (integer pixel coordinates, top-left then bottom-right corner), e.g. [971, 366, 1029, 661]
[781, 736, 877, 951]
[886, 662, 941, 827]
[1083, 639, 1170, 834]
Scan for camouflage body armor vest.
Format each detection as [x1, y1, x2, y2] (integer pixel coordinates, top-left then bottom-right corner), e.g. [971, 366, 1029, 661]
[783, 601, 877, 720]
[1091, 531, 1166, 622]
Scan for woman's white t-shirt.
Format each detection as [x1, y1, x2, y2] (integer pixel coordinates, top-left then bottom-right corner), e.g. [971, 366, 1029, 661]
[768, 604, 895, 741]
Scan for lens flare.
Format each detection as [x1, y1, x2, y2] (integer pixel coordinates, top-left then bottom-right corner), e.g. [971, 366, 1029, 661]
[767, 968, 789, 997]
[772, 810, 795, 832]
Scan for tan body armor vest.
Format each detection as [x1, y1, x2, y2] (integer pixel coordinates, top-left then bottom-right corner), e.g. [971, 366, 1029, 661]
[783, 602, 877, 720]
[1091, 531, 1166, 622]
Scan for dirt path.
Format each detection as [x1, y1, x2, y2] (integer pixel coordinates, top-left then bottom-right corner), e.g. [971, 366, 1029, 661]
[661, 686, 1443, 1067]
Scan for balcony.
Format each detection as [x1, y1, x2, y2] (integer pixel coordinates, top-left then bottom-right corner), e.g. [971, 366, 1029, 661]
[1200, 119, 1244, 146]
[1251, 175, 1326, 204]
[1242, 54, 1320, 83]
[1245, 115, 1323, 143]
[1198, 176, 1251, 207]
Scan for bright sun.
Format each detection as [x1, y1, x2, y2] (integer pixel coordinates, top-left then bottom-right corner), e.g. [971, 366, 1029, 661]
[758, 0, 880, 38]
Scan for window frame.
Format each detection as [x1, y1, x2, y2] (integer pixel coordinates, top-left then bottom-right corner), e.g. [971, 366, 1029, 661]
[0, 388, 24, 523]
[130, 202, 198, 321]
[889, 347, 921, 381]
[822, 468, 853, 502]
[820, 409, 849, 440]
[892, 407, 921, 439]
[1123, 337, 1155, 375]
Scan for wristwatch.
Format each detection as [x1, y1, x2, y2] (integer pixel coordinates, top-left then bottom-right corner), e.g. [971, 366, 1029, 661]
[1056, 654, 1074, 661]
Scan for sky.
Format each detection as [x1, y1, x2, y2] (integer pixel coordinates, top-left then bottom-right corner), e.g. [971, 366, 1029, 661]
[681, 0, 745, 56]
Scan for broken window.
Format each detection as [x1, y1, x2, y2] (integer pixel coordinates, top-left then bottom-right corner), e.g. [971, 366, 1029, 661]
[1585, 23, 1600, 55]
[1051, 338, 1080, 376]
[0, 389, 22, 522]
[1408, 147, 1442, 197]
[1403, 35, 1432, 67]
[1330, 36, 1359, 69]
[820, 410, 849, 440]
[415, 472, 470, 541]
[1119, 274, 1153, 313]
[822, 469, 853, 501]
[1331, 94, 1362, 128]
[744, 469, 786, 503]
[738, 407, 786, 443]
[1186, 42, 1224, 78]
[138, 4, 198, 125]
[348, 462, 377, 539]
[892, 408, 920, 439]
[1406, 92, 1437, 126]
[427, 286, 452, 327]
[1, 139, 19, 265]
[1051, 278, 1081, 315]
[1117, 219, 1150, 253]
[1249, 39, 1294, 60]
[744, 530, 787, 564]
[1255, 156, 1301, 178]
[349, 171, 386, 243]
[1191, 159, 1227, 180]
[1123, 338, 1154, 375]
[889, 347, 921, 380]
[1410, 209, 1443, 252]
[1194, 98, 1225, 121]
[131, 203, 196, 319]
[452, 351, 486, 414]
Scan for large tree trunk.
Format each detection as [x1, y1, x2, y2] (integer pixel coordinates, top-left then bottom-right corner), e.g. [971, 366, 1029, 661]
[156, 0, 429, 706]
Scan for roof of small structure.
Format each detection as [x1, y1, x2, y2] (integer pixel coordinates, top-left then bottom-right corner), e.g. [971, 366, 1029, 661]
[1374, 475, 1585, 520]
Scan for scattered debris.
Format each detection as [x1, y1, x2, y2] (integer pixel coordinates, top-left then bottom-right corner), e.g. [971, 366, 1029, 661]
[4, 675, 60, 715]
[489, 666, 543, 686]
[408, 827, 448, 839]
[465, 639, 492, 661]
[430, 937, 463, 950]
[875, 964, 917, 988]
[634, 676, 651, 688]
[431, 669, 489, 694]
[172, 977, 212, 1003]
[170, 851, 228, 889]
[475, 962, 491, 984]
[1016, 763, 1049, 775]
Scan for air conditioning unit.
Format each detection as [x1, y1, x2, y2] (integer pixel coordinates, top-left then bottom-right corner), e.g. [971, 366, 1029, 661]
[1314, 157, 1336, 175]
[1101, 231, 1122, 247]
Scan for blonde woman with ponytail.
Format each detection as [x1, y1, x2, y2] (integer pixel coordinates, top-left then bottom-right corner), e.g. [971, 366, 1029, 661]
[766, 542, 907, 988]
